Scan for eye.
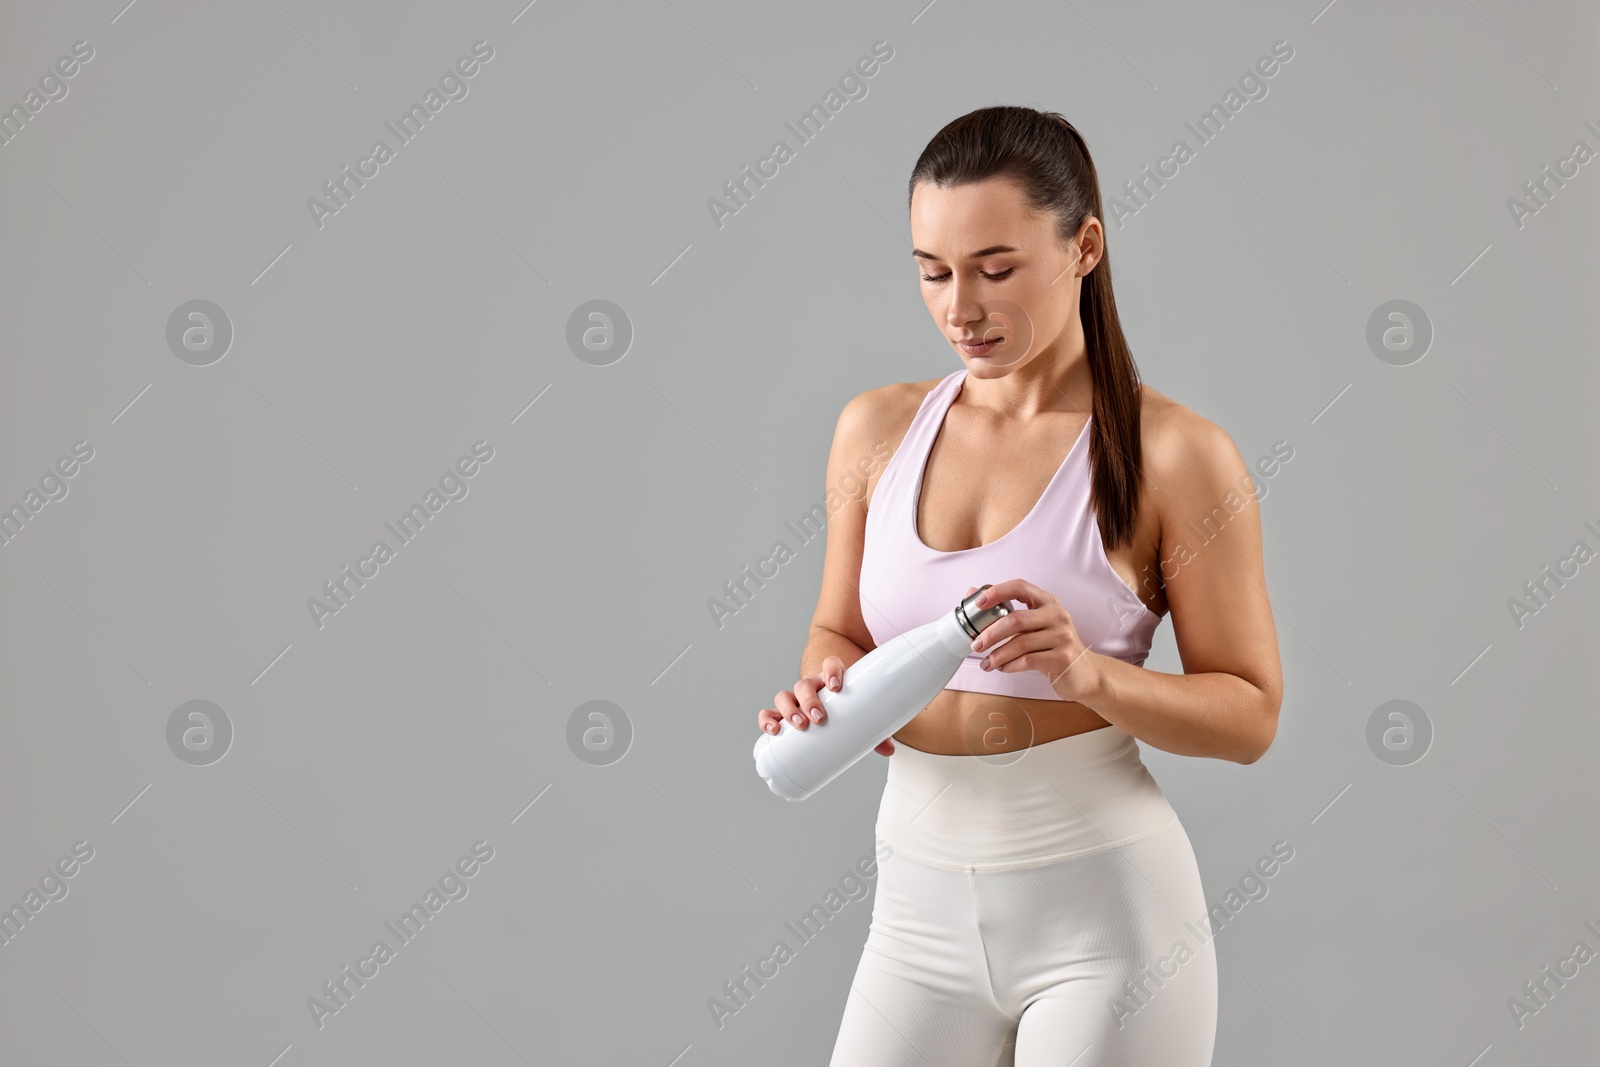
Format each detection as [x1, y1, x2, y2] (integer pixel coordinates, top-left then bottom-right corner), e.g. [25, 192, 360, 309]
[920, 268, 1015, 283]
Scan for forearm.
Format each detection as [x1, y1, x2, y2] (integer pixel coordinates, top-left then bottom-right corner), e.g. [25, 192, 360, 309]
[1078, 652, 1275, 764]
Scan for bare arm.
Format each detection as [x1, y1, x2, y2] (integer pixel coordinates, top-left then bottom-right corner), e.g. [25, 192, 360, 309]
[798, 627, 871, 705]
[1077, 413, 1284, 764]
[758, 389, 898, 751]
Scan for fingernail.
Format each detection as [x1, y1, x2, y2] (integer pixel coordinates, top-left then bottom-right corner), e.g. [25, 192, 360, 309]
[791, 713, 804, 726]
[970, 638, 981, 651]
[830, 676, 840, 689]
[981, 657, 991, 670]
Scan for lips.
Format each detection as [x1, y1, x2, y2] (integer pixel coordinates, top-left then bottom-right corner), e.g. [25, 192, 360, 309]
[959, 337, 1002, 354]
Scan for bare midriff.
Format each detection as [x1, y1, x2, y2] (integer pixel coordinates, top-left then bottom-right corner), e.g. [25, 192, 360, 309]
[892, 690, 1113, 755]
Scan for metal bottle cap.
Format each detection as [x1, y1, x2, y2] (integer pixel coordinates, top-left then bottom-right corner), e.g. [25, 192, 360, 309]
[955, 584, 1010, 639]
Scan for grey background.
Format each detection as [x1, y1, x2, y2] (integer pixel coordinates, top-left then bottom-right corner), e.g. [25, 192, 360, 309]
[2, 0, 1596, 1064]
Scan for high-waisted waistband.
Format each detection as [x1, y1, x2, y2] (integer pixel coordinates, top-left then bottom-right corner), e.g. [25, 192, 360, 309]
[876, 725, 1177, 871]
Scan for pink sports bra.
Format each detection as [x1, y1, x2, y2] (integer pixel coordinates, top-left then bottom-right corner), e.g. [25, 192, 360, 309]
[858, 368, 1161, 700]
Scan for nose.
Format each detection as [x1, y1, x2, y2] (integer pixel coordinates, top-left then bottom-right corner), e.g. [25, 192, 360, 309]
[944, 275, 986, 333]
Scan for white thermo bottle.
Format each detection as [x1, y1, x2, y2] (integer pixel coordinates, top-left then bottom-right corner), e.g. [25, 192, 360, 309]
[753, 585, 1012, 801]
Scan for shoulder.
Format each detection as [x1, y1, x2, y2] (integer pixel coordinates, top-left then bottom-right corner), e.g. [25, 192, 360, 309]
[1137, 385, 1250, 495]
[834, 374, 946, 454]
[829, 376, 946, 508]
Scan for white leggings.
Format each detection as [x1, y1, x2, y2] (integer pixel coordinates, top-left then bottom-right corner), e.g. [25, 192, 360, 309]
[829, 726, 1217, 1067]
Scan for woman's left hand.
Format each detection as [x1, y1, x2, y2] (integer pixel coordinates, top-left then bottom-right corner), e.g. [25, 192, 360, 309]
[964, 579, 1101, 702]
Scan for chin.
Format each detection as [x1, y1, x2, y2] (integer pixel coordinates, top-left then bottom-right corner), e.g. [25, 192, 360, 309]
[961, 349, 1020, 372]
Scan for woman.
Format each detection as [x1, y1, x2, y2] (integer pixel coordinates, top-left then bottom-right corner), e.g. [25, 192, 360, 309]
[756, 106, 1282, 1067]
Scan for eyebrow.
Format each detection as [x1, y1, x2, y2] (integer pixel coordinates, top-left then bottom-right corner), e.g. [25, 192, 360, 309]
[911, 244, 1020, 261]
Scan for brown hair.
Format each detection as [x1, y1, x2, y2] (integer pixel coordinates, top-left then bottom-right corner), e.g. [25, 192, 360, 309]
[907, 106, 1144, 551]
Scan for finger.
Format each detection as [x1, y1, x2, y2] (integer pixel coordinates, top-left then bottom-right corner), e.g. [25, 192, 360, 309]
[971, 604, 1055, 653]
[974, 579, 1044, 610]
[969, 609, 1015, 654]
[986, 587, 1071, 633]
[980, 630, 1053, 672]
[758, 708, 783, 734]
[875, 738, 895, 756]
[794, 677, 828, 723]
[776, 690, 809, 729]
[822, 656, 844, 690]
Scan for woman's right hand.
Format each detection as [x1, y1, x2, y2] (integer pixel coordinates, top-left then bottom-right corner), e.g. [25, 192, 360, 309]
[757, 655, 895, 756]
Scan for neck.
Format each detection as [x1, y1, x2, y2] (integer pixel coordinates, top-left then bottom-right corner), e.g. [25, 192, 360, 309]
[961, 330, 1094, 419]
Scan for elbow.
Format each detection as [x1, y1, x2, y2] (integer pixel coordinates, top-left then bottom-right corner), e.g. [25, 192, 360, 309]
[1236, 733, 1273, 765]
[1236, 689, 1281, 765]
[1237, 739, 1270, 765]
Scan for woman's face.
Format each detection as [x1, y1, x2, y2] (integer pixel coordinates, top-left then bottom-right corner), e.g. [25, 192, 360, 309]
[909, 175, 1101, 375]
